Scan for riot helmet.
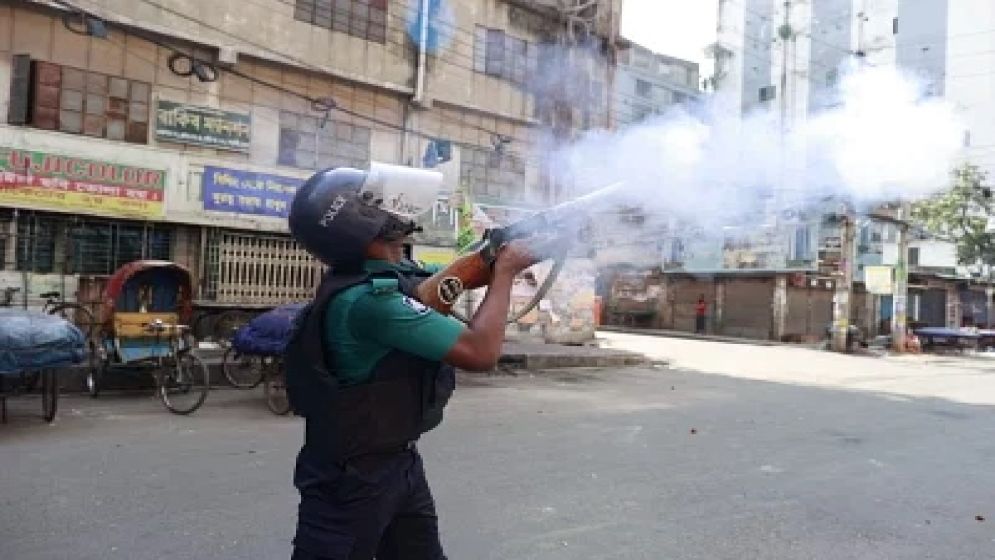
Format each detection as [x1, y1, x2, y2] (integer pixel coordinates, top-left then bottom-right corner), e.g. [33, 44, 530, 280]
[288, 162, 443, 269]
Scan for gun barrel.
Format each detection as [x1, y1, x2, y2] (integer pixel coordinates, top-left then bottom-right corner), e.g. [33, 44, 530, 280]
[543, 182, 625, 219]
[504, 182, 625, 238]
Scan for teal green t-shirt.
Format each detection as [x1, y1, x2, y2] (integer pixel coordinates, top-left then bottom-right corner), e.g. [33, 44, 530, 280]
[323, 259, 464, 386]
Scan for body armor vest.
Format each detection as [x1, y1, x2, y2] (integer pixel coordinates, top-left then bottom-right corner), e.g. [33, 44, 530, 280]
[285, 268, 456, 471]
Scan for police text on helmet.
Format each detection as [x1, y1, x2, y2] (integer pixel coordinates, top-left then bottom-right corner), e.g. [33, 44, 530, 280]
[319, 195, 348, 227]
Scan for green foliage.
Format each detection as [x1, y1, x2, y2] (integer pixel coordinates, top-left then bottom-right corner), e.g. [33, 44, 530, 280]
[911, 163, 995, 266]
[456, 186, 478, 254]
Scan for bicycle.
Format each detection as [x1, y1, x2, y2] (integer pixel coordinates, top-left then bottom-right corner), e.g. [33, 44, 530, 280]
[0, 287, 98, 339]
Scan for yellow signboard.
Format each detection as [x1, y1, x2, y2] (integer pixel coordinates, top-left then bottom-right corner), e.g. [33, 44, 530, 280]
[413, 246, 456, 268]
[865, 265, 894, 295]
[0, 147, 166, 219]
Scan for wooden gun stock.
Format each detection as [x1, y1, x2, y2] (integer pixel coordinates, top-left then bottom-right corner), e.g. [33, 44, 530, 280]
[415, 251, 493, 315]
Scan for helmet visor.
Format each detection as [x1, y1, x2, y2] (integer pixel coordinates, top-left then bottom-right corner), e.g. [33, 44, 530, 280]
[360, 162, 443, 220]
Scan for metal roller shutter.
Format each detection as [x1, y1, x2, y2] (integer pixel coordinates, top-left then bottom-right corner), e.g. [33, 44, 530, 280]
[721, 279, 775, 339]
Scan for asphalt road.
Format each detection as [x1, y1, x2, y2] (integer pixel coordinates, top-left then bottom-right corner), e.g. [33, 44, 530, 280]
[1, 334, 993, 559]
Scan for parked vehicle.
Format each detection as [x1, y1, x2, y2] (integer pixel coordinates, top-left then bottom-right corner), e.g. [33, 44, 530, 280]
[222, 303, 306, 415]
[0, 309, 86, 423]
[89, 260, 209, 415]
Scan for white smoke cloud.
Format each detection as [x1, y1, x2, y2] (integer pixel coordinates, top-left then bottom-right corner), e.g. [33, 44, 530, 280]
[549, 64, 965, 226]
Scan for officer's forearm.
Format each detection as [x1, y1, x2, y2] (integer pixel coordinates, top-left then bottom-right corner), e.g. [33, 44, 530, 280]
[442, 267, 516, 371]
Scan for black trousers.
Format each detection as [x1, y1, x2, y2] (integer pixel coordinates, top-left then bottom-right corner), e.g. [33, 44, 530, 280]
[292, 447, 446, 560]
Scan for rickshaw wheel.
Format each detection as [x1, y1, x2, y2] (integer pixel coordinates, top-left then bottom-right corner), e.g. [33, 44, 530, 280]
[41, 370, 58, 423]
[84, 340, 104, 398]
[222, 347, 264, 389]
[214, 310, 254, 343]
[263, 360, 291, 416]
[158, 352, 210, 415]
[86, 342, 108, 398]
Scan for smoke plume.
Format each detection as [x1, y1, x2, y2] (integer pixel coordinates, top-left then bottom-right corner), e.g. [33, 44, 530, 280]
[549, 64, 965, 227]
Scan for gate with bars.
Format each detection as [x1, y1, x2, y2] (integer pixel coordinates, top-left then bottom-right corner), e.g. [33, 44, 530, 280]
[193, 228, 325, 341]
[202, 228, 325, 307]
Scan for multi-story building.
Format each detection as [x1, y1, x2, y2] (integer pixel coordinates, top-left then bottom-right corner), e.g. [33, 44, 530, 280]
[613, 42, 700, 127]
[597, 0, 990, 340]
[946, 0, 995, 177]
[711, 0, 947, 123]
[0, 0, 621, 340]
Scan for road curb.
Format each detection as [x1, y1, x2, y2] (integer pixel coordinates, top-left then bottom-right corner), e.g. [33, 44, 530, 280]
[598, 326, 803, 347]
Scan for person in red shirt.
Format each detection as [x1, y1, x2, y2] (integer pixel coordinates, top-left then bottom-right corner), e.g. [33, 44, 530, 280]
[695, 295, 707, 334]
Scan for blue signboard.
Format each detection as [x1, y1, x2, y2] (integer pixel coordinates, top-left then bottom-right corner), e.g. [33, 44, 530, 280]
[202, 166, 302, 218]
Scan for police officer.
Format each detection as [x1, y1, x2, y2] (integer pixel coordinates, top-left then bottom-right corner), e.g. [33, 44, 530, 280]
[285, 166, 539, 560]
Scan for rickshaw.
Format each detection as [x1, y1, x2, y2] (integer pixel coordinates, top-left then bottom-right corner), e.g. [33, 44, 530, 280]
[0, 309, 86, 423]
[88, 260, 209, 415]
[221, 303, 305, 415]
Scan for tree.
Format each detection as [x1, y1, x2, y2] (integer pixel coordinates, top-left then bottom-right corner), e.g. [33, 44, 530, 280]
[911, 163, 995, 267]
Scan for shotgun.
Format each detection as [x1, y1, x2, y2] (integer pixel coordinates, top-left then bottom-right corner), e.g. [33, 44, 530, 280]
[415, 182, 624, 315]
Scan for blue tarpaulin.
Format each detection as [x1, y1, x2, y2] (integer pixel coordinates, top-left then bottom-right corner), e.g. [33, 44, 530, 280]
[231, 304, 306, 357]
[0, 309, 86, 374]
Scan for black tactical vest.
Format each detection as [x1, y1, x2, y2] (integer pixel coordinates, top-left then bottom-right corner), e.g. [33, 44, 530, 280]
[284, 267, 456, 471]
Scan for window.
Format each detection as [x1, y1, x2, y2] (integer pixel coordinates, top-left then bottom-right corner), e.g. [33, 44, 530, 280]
[670, 238, 685, 263]
[893, 17, 898, 34]
[2, 213, 170, 275]
[759, 85, 776, 102]
[792, 225, 811, 262]
[908, 247, 920, 267]
[16, 215, 57, 273]
[473, 26, 537, 87]
[826, 69, 839, 87]
[459, 147, 526, 202]
[294, 0, 387, 43]
[67, 221, 171, 275]
[278, 112, 371, 170]
[632, 104, 653, 121]
[884, 224, 897, 243]
[19, 61, 150, 143]
[964, 130, 972, 147]
[635, 79, 652, 98]
[589, 80, 604, 109]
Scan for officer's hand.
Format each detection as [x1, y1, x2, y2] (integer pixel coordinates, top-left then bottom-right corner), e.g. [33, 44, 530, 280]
[494, 239, 542, 275]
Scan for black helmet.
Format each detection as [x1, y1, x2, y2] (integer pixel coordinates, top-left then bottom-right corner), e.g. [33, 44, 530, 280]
[289, 163, 442, 269]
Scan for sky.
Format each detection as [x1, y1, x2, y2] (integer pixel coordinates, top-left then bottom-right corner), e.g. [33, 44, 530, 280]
[620, 0, 718, 78]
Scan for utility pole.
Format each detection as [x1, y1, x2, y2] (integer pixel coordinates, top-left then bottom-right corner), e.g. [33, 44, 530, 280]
[987, 264, 994, 330]
[606, 0, 617, 130]
[831, 211, 855, 352]
[779, 1, 791, 135]
[891, 204, 910, 352]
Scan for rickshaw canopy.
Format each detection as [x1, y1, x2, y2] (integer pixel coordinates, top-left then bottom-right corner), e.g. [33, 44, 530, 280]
[101, 260, 194, 329]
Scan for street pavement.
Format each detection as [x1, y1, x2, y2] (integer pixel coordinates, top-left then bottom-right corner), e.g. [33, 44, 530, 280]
[1, 333, 994, 559]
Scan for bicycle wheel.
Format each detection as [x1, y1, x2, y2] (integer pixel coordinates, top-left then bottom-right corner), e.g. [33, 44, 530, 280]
[41, 370, 58, 422]
[48, 303, 97, 342]
[222, 347, 264, 388]
[263, 361, 291, 416]
[158, 353, 210, 415]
